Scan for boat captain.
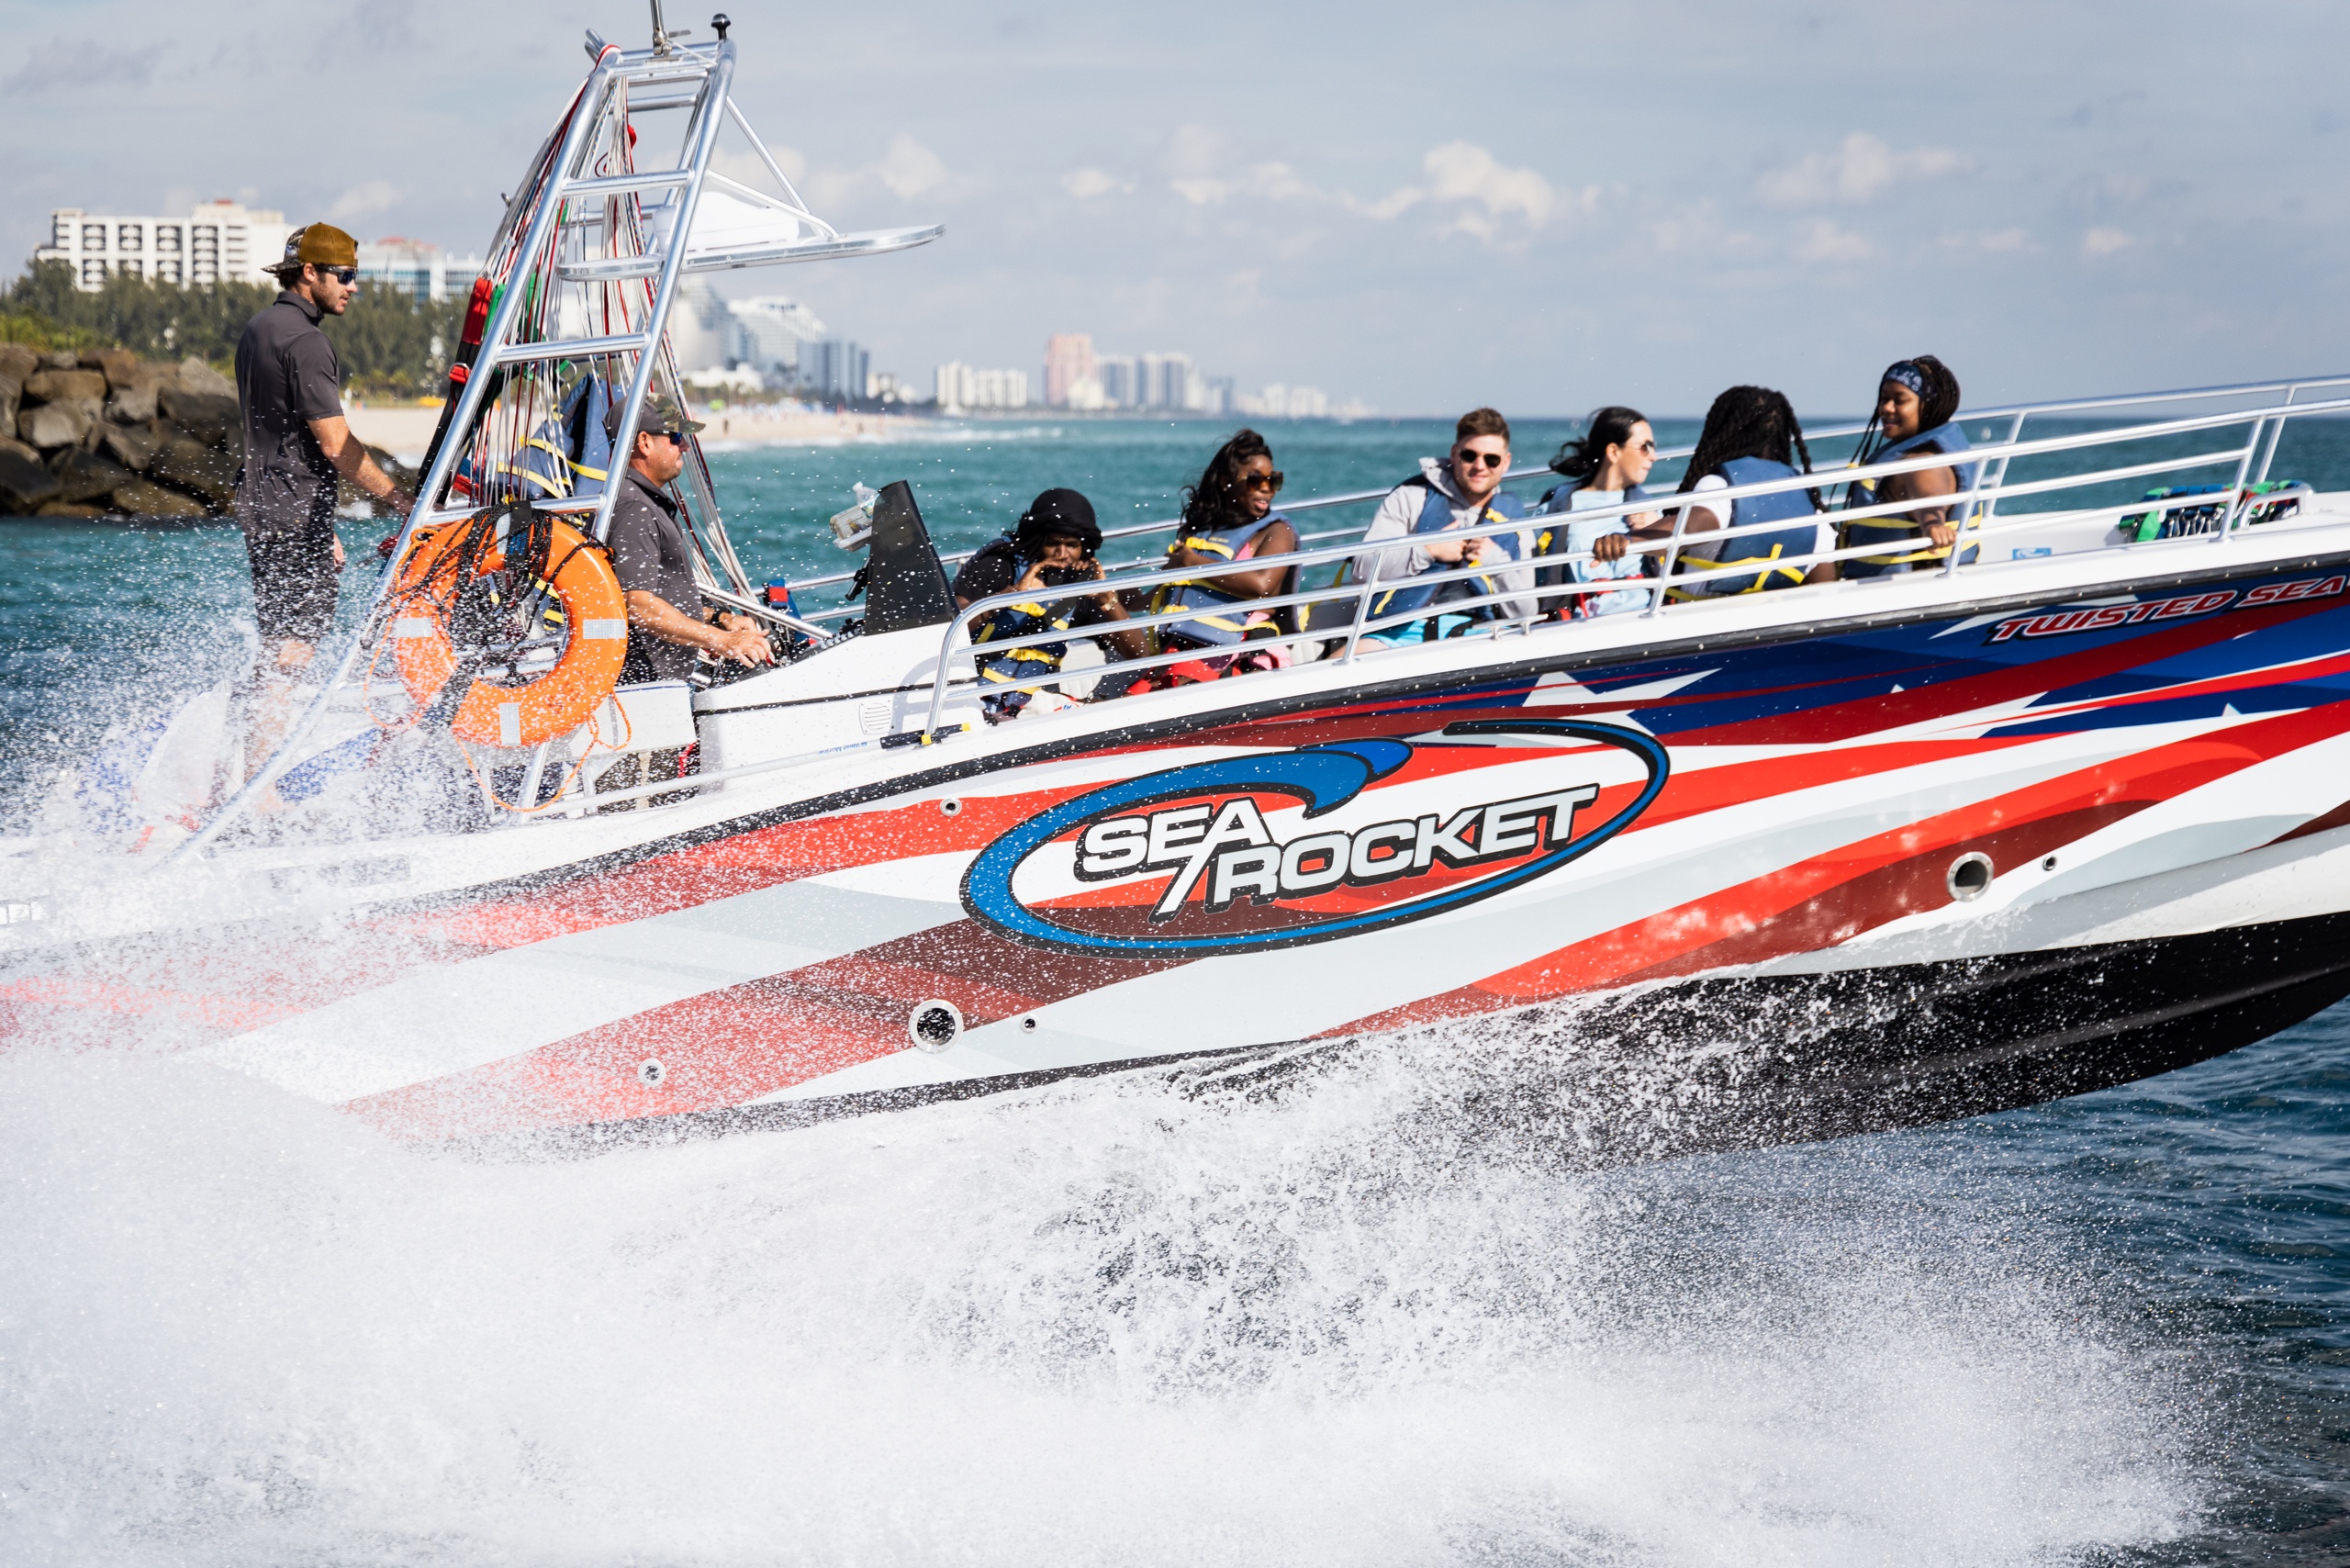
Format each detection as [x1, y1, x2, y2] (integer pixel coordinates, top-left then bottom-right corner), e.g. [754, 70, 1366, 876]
[603, 394, 775, 678]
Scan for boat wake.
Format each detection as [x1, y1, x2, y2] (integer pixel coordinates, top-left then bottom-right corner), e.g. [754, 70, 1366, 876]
[0, 1002, 2204, 1567]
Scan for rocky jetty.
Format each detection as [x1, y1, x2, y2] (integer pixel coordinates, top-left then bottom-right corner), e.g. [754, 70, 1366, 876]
[0, 343, 408, 522]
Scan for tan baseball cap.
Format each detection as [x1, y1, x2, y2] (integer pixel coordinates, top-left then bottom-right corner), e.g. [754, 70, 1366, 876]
[282, 223, 358, 269]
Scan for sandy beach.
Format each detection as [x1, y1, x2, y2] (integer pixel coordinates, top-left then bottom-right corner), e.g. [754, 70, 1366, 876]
[343, 400, 931, 462]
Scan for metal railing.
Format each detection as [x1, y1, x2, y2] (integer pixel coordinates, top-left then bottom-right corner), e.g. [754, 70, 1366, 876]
[772, 372, 2350, 628]
[917, 390, 2350, 737]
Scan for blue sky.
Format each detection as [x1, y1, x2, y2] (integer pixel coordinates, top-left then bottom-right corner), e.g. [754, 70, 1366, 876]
[5, 0, 2345, 417]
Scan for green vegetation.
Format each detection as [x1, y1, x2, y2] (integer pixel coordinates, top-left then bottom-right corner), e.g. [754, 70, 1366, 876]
[0, 262, 464, 395]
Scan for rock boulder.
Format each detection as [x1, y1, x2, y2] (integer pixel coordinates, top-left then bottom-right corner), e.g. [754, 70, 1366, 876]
[34, 501, 106, 520]
[80, 348, 145, 390]
[19, 399, 92, 451]
[112, 478, 207, 519]
[0, 442, 63, 512]
[38, 351, 79, 371]
[0, 345, 37, 385]
[0, 376, 17, 442]
[150, 435, 239, 506]
[158, 386, 241, 449]
[106, 380, 159, 424]
[50, 447, 135, 505]
[101, 422, 162, 471]
[25, 367, 109, 405]
[178, 358, 236, 398]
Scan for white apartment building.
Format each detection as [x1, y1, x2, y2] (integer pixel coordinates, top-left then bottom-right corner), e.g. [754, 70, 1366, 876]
[934, 361, 1030, 411]
[35, 201, 290, 290]
[731, 296, 826, 381]
[355, 238, 487, 301]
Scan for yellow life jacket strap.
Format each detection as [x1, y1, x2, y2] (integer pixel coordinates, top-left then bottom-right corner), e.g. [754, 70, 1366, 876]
[1664, 544, 1806, 600]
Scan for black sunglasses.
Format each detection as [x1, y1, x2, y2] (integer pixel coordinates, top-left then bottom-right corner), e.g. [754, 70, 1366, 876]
[318, 265, 358, 285]
[1455, 449, 1507, 469]
[1240, 469, 1284, 491]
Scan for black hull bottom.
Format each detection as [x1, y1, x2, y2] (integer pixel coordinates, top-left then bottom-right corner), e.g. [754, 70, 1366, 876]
[476, 911, 2350, 1165]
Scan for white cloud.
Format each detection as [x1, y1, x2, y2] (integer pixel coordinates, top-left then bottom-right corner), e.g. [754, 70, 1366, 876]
[1419, 141, 1557, 226]
[805, 137, 950, 207]
[1795, 218, 1874, 263]
[1978, 227, 2034, 252]
[2081, 226, 2133, 257]
[328, 180, 405, 222]
[5, 39, 161, 92]
[1758, 133, 1974, 207]
[1349, 186, 1424, 220]
[1062, 167, 1126, 199]
[876, 136, 947, 199]
[712, 145, 810, 190]
[1170, 162, 1312, 207]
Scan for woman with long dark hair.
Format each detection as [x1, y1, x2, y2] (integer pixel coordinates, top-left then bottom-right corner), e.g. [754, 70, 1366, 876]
[1150, 428, 1300, 677]
[1533, 405, 1666, 617]
[1838, 355, 1977, 577]
[1667, 385, 1836, 597]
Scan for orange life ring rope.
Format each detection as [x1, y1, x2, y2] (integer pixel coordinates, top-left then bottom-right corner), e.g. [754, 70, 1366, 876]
[387, 515, 629, 749]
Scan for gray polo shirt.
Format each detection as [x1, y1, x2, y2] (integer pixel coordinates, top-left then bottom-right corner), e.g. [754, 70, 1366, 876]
[233, 291, 344, 537]
[607, 466, 703, 681]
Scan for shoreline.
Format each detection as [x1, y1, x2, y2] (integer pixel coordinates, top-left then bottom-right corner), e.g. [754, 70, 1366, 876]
[341, 402, 939, 460]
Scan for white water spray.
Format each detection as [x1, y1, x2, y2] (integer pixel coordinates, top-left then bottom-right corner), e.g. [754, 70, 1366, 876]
[0, 1014, 2199, 1567]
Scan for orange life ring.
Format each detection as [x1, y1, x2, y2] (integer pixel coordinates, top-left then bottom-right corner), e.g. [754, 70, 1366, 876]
[388, 516, 630, 749]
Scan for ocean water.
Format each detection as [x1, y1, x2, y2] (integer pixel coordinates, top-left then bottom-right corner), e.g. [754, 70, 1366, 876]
[3, 415, 2349, 1564]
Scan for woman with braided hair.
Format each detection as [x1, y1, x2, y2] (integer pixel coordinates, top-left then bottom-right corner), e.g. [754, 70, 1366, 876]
[1838, 355, 1979, 577]
[1667, 385, 1838, 598]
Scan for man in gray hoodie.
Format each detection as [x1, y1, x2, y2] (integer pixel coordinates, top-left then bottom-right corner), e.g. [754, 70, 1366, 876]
[1347, 407, 1539, 634]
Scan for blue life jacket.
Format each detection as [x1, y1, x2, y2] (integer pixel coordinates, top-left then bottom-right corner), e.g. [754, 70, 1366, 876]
[970, 537, 1078, 688]
[1534, 482, 1650, 618]
[560, 376, 617, 499]
[1367, 479, 1527, 623]
[1668, 457, 1818, 599]
[1840, 421, 1980, 577]
[1155, 512, 1293, 647]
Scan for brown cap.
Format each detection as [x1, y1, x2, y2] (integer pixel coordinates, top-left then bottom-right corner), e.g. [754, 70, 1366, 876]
[282, 223, 358, 270]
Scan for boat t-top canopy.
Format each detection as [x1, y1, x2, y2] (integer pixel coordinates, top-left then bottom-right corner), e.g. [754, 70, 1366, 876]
[183, 5, 940, 857]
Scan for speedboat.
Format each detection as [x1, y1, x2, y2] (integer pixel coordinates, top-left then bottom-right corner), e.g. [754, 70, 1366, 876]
[6, 12, 2350, 1160]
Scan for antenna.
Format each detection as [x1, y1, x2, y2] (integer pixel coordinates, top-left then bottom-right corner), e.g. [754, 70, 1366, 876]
[711, 13, 731, 39]
[649, 0, 670, 53]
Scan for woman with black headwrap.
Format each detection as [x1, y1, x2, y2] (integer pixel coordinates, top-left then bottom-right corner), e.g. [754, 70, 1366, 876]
[1839, 356, 1979, 577]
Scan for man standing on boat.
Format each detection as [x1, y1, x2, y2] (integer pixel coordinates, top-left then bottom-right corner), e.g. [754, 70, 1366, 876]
[233, 222, 415, 767]
[604, 394, 774, 678]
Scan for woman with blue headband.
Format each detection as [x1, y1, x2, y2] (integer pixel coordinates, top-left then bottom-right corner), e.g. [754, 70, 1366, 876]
[1839, 355, 1978, 577]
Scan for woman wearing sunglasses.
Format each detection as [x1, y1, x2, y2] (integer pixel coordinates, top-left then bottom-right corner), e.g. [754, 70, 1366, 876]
[1149, 428, 1301, 678]
[1533, 405, 1665, 618]
[1347, 407, 1537, 642]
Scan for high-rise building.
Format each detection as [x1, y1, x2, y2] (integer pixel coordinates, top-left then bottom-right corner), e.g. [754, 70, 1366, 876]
[1137, 352, 1197, 411]
[1205, 375, 1235, 417]
[1043, 332, 1095, 408]
[803, 340, 869, 402]
[730, 296, 826, 383]
[934, 362, 1030, 410]
[35, 200, 290, 290]
[354, 237, 487, 300]
[1095, 354, 1137, 409]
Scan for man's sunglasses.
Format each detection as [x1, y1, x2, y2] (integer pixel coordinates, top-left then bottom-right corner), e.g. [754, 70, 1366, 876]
[1454, 449, 1508, 469]
[1241, 469, 1284, 491]
[317, 265, 359, 285]
[645, 430, 688, 447]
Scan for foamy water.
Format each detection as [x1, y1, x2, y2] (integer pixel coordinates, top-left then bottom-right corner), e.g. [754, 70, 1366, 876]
[0, 1018, 2199, 1567]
